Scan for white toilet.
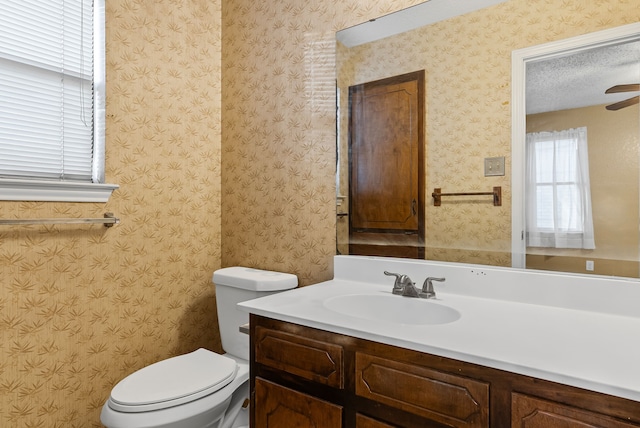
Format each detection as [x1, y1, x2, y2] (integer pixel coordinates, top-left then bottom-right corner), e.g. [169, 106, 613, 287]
[100, 267, 298, 428]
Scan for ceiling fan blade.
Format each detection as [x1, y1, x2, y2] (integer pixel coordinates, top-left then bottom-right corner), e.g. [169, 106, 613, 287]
[605, 95, 639, 111]
[605, 84, 640, 94]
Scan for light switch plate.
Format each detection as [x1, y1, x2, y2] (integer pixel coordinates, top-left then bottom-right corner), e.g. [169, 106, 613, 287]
[484, 157, 505, 176]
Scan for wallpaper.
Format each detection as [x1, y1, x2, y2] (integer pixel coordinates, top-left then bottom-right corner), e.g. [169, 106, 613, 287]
[0, 0, 223, 426]
[220, 0, 424, 284]
[1, 0, 639, 426]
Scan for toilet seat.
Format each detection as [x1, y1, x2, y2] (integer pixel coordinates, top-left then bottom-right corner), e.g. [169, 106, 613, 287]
[109, 349, 238, 413]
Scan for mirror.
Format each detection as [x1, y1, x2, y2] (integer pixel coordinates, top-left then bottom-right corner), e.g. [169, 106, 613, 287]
[336, 0, 640, 279]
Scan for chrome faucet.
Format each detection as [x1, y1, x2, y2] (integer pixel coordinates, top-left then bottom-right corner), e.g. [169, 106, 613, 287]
[420, 277, 446, 299]
[384, 271, 420, 297]
[384, 272, 446, 299]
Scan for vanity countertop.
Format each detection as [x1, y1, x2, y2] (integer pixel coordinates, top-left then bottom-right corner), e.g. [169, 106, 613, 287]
[238, 256, 640, 402]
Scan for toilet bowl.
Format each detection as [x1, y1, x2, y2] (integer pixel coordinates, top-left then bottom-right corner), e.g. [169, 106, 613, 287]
[100, 267, 297, 428]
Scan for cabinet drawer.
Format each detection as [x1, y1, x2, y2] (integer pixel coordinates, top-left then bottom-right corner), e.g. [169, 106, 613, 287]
[255, 377, 342, 427]
[255, 325, 344, 388]
[512, 393, 640, 427]
[355, 352, 489, 428]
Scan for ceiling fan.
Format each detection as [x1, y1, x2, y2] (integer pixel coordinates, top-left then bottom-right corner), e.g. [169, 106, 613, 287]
[605, 84, 640, 110]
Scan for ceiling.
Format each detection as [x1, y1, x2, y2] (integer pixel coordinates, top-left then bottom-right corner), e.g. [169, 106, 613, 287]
[336, 0, 509, 48]
[527, 40, 640, 114]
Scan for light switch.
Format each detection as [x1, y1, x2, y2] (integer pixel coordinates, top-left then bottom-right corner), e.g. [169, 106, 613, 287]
[484, 157, 505, 176]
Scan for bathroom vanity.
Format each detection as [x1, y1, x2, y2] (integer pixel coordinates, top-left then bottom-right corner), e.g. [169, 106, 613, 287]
[240, 256, 640, 427]
[250, 315, 639, 427]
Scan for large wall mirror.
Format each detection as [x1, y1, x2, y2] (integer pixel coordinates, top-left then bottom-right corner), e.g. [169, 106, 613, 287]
[335, 0, 640, 280]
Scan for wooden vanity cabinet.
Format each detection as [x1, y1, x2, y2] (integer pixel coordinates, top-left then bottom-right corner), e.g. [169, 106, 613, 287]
[250, 315, 640, 428]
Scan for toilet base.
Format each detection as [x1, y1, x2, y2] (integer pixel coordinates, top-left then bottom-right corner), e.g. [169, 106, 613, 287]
[218, 381, 249, 428]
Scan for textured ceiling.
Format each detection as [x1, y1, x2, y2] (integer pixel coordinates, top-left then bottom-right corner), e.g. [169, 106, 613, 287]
[527, 40, 640, 114]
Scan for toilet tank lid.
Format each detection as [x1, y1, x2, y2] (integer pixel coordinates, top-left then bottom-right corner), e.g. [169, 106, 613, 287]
[213, 267, 298, 291]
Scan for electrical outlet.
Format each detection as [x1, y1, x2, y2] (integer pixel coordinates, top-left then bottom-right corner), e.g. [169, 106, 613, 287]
[586, 260, 594, 271]
[484, 157, 505, 176]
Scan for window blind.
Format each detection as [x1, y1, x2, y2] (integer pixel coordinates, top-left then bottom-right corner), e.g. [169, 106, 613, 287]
[0, 0, 95, 182]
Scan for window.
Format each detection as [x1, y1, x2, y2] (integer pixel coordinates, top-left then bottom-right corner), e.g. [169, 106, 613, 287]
[526, 127, 595, 249]
[0, 0, 116, 202]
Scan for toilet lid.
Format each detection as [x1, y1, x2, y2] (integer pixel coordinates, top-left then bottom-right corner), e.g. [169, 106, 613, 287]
[109, 348, 238, 412]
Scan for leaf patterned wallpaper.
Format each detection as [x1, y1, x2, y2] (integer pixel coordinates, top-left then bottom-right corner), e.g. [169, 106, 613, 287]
[221, 0, 424, 283]
[0, 0, 639, 426]
[0, 0, 224, 426]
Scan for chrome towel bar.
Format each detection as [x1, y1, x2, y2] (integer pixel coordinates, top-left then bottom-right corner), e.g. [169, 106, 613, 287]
[0, 212, 119, 227]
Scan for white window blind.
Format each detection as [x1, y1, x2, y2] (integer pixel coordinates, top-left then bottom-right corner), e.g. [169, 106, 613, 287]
[0, 0, 115, 201]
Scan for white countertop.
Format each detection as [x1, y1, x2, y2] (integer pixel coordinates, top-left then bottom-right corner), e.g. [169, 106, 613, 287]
[238, 256, 640, 402]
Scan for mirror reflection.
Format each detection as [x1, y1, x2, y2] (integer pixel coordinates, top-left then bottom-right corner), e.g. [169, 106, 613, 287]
[336, 0, 640, 279]
[522, 40, 640, 277]
[342, 71, 425, 259]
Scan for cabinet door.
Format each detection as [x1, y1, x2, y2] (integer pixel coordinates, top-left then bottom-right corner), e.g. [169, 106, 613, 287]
[356, 413, 398, 428]
[254, 377, 342, 427]
[512, 393, 640, 428]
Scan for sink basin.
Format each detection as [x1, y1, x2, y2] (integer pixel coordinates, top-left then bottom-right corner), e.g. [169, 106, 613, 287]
[323, 294, 461, 325]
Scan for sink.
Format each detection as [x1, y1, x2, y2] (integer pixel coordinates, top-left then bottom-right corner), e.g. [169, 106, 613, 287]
[323, 294, 461, 325]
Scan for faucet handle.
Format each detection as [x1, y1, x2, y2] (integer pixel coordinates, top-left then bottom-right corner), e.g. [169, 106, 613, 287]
[384, 271, 412, 295]
[420, 277, 445, 299]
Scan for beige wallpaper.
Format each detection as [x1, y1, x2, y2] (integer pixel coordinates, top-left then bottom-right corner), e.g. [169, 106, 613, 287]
[220, 0, 424, 284]
[1, 0, 640, 426]
[0, 0, 223, 426]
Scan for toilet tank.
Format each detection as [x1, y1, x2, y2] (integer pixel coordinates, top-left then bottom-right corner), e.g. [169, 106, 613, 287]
[212, 267, 297, 359]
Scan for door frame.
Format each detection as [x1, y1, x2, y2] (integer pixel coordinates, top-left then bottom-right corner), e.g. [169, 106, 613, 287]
[511, 23, 640, 268]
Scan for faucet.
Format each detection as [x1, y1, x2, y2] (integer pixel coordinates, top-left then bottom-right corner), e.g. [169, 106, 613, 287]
[384, 272, 446, 299]
[384, 271, 420, 297]
[420, 277, 446, 299]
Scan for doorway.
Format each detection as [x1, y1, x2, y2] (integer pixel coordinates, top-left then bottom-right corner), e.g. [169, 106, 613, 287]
[348, 71, 425, 258]
[511, 24, 640, 277]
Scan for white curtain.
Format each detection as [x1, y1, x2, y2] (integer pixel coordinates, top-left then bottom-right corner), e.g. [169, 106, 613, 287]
[526, 127, 595, 249]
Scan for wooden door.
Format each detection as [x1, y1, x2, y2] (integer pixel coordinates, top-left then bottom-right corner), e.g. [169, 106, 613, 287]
[349, 71, 425, 258]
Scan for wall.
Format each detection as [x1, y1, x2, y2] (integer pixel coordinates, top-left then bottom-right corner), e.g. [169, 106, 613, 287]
[526, 104, 640, 277]
[0, 1, 222, 426]
[334, 0, 640, 267]
[221, 0, 425, 285]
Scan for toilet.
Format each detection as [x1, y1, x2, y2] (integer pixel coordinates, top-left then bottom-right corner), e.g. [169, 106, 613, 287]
[100, 267, 298, 428]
